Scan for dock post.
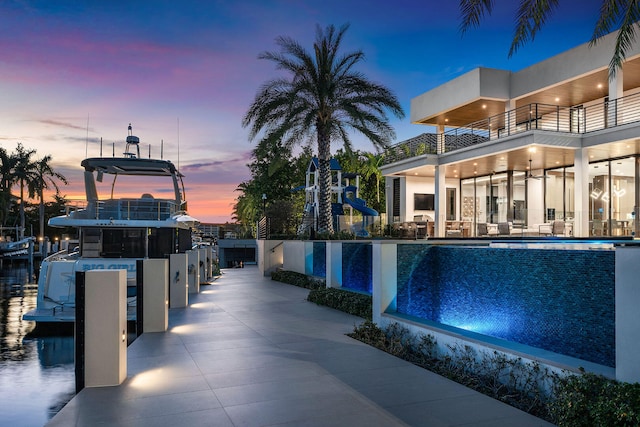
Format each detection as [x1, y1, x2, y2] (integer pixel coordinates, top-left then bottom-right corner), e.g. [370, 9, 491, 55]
[187, 249, 200, 294]
[169, 253, 188, 308]
[198, 247, 207, 283]
[75, 270, 127, 391]
[139, 259, 168, 333]
[205, 245, 213, 279]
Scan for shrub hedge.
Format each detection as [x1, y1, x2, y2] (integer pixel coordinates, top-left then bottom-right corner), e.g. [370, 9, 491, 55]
[307, 288, 372, 320]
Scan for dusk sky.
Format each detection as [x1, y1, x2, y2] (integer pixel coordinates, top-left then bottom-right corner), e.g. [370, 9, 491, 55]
[1, 0, 605, 223]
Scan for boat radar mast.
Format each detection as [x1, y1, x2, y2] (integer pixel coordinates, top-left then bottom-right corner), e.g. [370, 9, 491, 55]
[124, 123, 140, 158]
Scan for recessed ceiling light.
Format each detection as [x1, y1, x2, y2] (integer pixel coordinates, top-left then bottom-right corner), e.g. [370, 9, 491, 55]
[555, 97, 560, 102]
[473, 163, 477, 166]
[474, 171, 477, 174]
[528, 147, 537, 153]
[482, 104, 487, 109]
[414, 172, 418, 175]
[556, 161, 560, 164]
[597, 83, 603, 89]
[445, 118, 449, 122]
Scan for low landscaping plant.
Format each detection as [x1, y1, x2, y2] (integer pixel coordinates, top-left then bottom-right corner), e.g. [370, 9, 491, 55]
[549, 370, 640, 426]
[270, 270, 325, 289]
[307, 288, 372, 320]
[349, 320, 640, 426]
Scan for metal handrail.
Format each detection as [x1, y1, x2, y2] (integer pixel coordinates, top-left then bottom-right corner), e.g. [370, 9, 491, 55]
[383, 91, 640, 165]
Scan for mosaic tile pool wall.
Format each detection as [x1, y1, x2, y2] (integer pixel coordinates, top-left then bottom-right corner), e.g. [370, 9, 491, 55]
[396, 245, 615, 367]
[342, 243, 372, 293]
[312, 242, 326, 277]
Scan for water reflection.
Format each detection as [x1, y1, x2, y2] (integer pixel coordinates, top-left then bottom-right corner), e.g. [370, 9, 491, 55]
[0, 265, 74, 426]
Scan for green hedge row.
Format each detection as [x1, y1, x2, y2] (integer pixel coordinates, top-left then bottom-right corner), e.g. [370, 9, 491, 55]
[307, 288, 372, 320]
[270, 270, 325, 289]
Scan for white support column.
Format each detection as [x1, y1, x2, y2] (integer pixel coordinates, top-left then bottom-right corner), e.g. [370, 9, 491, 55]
[434, 165, 446, 237]
[198, 248, 207, 283]
[187, 249, 200, 294]
[372, 241, 397, 325]
[206, 245, 214, 279]
[574, 147, 590, 237]
[385, 176, 394, 226]
[616, 246, 640, 383]
[169, 253, 188, 308]
[84, 270, 127, 387]
[609, 69, 624, 126]
[505, 99, 516, 136]
[436, 124, 445, 154]
[142, 259, 168, 333]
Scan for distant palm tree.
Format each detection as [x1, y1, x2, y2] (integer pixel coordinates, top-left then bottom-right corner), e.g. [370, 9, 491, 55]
[360, 152, 384, 204]
[29, 155, 67, 240]
[459, 0, 640, 76]
[12, 143, 38, 238]
[243, 24, 404, 233]
[0, 147, 17, 226]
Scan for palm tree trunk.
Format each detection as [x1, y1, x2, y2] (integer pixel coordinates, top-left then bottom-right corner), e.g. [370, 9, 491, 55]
[19, 180, 25, 239]
[39, 188, 45, 240]
[317, 128, 334, 234]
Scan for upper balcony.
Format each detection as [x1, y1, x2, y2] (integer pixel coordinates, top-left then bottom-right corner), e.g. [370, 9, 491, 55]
[383, 91, 640, 166]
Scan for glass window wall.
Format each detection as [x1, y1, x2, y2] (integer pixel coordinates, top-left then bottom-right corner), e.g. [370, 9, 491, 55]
[588, 158, 636, 236]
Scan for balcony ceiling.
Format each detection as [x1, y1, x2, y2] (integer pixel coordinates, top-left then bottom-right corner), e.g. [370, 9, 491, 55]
[416, 57, 640, 128]
[396, 139, 640, 179]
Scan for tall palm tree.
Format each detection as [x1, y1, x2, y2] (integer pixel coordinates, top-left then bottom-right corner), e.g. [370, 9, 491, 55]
[459, 0, 640, 76]
[29, 155, 67, 240]
[12, 143, 38, 238]
[243, 24, 404, 233]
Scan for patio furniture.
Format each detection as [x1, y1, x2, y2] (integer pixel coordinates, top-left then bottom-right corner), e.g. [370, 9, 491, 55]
[497, 222, 511, 236]
[551, 220, 566, 236]
[446, 221, 462, 237]
[477, 223, 489, 237]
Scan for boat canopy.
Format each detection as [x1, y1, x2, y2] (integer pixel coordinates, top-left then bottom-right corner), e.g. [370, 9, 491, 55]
[81, 157, 179, 176]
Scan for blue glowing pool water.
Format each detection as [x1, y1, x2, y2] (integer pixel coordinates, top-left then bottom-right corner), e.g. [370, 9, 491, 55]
[396, 244, 615, 367]
[342, 242, 372, 293]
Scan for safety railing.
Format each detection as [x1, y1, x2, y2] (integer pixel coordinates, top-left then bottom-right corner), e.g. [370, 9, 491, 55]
[383, 91, 640, 165]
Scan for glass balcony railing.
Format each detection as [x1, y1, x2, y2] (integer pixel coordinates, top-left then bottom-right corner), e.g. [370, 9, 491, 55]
[383, 91, 640, 165]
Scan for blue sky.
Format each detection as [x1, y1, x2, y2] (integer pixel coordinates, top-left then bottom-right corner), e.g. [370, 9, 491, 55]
[0, 0, 605, 222]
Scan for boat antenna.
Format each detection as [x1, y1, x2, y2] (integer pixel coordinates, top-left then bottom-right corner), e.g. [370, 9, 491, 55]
[100, 137, 103, 157]
[161, 139, 164, 159]
[148, 144, 151, 159]
[112, 142, 115, 157]
[177, 117, 180, 171]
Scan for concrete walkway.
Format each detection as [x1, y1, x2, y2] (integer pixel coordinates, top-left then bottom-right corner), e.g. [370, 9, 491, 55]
[48, 266, 554, 426]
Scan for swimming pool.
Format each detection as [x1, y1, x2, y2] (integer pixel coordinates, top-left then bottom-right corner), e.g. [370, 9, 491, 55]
[396, 243, 616, 367]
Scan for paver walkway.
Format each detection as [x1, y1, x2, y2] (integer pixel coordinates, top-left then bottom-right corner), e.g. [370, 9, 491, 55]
[48, 266, 554, 426]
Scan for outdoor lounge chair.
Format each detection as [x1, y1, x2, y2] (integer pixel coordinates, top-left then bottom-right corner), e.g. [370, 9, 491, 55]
[497, 222, 511, 236]
[551, 220, 565, 236]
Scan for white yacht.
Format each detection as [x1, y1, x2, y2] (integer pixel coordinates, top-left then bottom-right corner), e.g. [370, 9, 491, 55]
[24, 125, 198, 324]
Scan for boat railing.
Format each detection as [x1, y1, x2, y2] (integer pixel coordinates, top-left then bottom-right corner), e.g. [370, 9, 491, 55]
[95, 198, 180, 221]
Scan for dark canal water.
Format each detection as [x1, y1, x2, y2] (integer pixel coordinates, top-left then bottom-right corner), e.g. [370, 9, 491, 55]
[0, 265, 74, 426]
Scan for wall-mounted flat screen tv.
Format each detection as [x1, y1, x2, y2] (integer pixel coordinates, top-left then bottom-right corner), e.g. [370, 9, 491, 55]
[414, 193, 434, 210]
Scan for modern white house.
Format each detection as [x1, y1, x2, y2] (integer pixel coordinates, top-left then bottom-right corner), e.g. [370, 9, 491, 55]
[382, 29, 640, 238]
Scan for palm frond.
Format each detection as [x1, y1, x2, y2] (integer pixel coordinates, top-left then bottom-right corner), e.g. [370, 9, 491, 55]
[509, 0, 559, 57]
[459, 0, 494, 34]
